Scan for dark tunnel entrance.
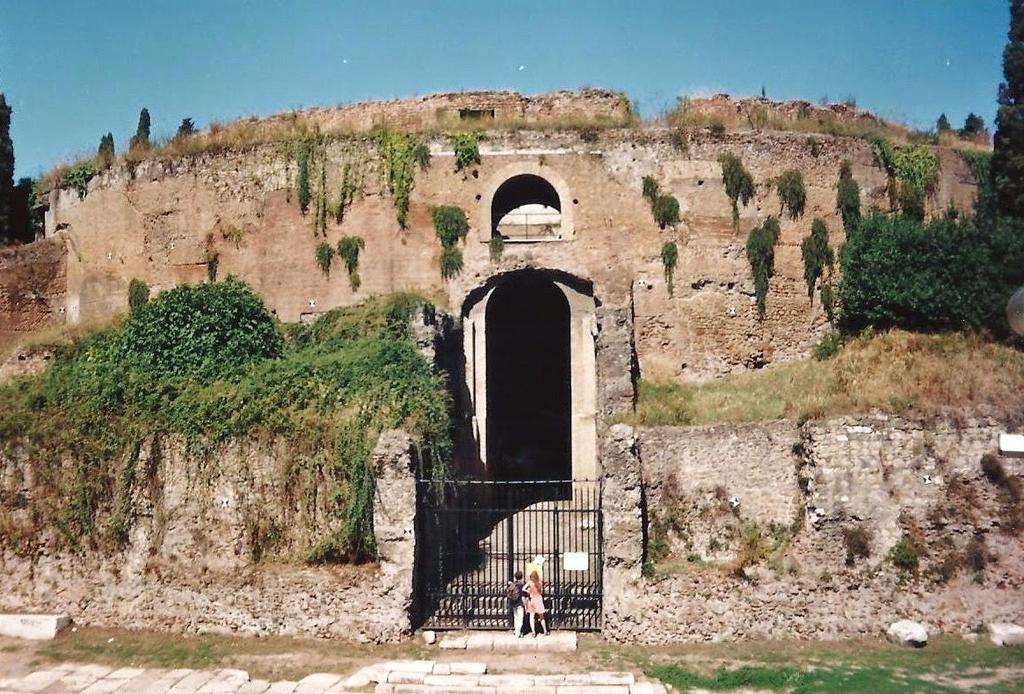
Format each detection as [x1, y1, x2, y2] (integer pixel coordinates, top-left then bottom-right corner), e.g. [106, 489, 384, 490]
[485, 274, 572, 481]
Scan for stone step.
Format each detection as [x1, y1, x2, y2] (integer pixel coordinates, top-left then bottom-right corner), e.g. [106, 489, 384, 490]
[0, 661, 663, 694]
[437, 631, 577, 652]
[0, 613, 71, 640]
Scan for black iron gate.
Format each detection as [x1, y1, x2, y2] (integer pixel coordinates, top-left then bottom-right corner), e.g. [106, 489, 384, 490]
[415, 479, 603, 631]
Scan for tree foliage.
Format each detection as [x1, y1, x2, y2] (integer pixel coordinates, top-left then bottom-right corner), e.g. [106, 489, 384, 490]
[0, 93, 12, 242]
[432, 205, 469, 247]
[642, 175, 659, 204]
[960, 112, 987, 138]
[993, 0, 1024, 218]
[745, 217, 781, 319]
[719, 153, 756, 229]
[776, 169, 806, 219]
[800, 218, 834, 300]
[439, 246, 464, 280]
[97, 133, 115, 169]
[837, 210, 1024, 332]
[836, 160, 861, 232]
[936, 113, 952, 133]
[176, 118, 196, 138]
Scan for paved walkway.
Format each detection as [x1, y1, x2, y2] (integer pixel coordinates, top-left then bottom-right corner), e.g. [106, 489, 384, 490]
[0, 659, 667, 694]
[437, 631, 577, 652]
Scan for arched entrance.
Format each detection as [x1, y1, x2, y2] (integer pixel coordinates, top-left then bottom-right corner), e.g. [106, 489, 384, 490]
[461, 269, 597, 481]
[485, 274, 571, 480]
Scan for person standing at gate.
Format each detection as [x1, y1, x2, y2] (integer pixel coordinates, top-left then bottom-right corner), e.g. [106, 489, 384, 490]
[507, 570, 527, 637]
[525, 570, 548, 636]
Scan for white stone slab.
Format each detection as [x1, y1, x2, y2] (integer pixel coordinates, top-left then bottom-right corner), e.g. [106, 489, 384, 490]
[448, 662, 487, 675]
[168, 669, 217, 692]
[438, 636, 468, 650]
[590, 673, 635, 686]
[381, 661, 435, 674]
[294, 673, 344, 694]
[55, 663, 113, 691]
[1000, 433, 1024, 456]
[8, 668, 65, 692]
[266, 681, 298, 694]
[197, 668, 249, 693]
[237, 681, 272, 694]
[990, 622, 1024, 646]
[0, 614, 71, 640]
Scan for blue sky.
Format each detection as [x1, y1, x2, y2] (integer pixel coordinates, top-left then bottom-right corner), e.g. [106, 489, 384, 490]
[0, 1, 1011, 178]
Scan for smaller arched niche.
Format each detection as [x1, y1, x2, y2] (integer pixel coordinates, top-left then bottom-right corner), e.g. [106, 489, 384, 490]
[487, 170, 572, 242]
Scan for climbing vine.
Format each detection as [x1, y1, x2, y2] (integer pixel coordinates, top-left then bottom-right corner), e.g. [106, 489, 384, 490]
[315, 241, 335, 275]
[315, 161, 328, 235]
[719, 153, 756, 230]
[333, 162, 362, 224]
[641, 176, 680, 229]
[776, 170, 806, 219]
[337, 235, 365, 291]
[451, 132, 481, 172]
[375, 129, 423, 227]
[836, 160, 861, 232]
[869, 137, 940, 219]
[661, 241, 679, 297]
[800, 218, 834, 301]
[745, 217, 781, 319]
[432, 205, 468, 280]
[296, 141, 312, 214]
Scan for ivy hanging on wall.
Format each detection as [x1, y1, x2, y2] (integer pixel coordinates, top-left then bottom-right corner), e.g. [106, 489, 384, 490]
[315, 161, 328, 236]
[745, 216, 781, 319]
[489, 234, 504, 262]
[661, 241, 679, 297]
[451, 132, 481, 173]
[776, 169, 806, 219]
[868, 137, 940, 221]
[315, 241, 335, 276]
[836, 160, 861, 232]
[295, 141, 312, 214]
[432, 205, 468, 280]
[337, 235, 366, 291]
[800, 218, 834, 301]
[719, 153, 756, 230]
[375, 129, 425, 228]
[640, 175, 680, 229]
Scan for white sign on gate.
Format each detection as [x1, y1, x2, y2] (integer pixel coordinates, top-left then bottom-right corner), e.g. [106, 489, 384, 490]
[563, 552, 589, 571]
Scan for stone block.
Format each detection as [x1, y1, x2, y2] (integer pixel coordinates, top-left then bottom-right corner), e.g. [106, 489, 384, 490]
[439, 636, 468, 650]
[886, 620, 928, 648]
[343, 668, 376, 688]
[465, 633, 495, 650]
[7, 668, 66, 693]
[590, 673, 635, 686]
[386, 671, 426, 685]
[628, 683, 655, 694]
[237, 681, 272, 694]
[448, 662, 488, 675]
[990, 623, 1024, 646]
[421, 630, 437, 645]
[422, 674, 482, 687]
[266, 682, 298, 694]
[54, 663, 114, 691]
[431, 664, 451, 675]
[295, 673, 345, 693]
[198, 668, 250, 693]
[373, 685, 394, 694]
[382, 660, 436, 673]
[478, 674, 536, 687]
[0, 613, 71, 640]
[555, 687, 629, 694]
[168, 669, 217, 692]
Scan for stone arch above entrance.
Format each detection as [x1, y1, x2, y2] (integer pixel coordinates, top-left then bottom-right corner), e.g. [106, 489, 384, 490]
[461, 269, 597, 480]
[480, 163, 575, 242]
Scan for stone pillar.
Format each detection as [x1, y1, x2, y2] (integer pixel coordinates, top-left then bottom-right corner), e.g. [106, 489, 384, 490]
[600, 423, 644, 640]
[371, 430, 417, 636]
[595, 306, 635, 421]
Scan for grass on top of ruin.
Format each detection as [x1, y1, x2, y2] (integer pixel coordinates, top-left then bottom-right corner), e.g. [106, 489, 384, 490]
[627, 329, 1024, 427]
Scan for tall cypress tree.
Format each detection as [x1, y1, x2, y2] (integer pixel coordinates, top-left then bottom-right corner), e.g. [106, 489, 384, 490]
[97, 133, 115, 168]
[129, 107, 151, 151]
[0, 94, 13, 242]
[993, 0, 1024, 218]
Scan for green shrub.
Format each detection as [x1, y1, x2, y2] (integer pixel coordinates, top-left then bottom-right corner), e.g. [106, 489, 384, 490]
[64, 162, 97, 199]
[869, 137, 939, 214]
[899, 183, 926, 221]
[0, 290, 450, 559]
[776, 170, 806, 219]
[440, 246, 463, 280]
[451, 132, 481, 172]
[176, 118, 196, 138]
[719, 154, 755, 229]
[412, 141, 431, 170]
[641, 175, 659, 204]
[670, 129, 688, 153]
[315, 242, 334, 275]
[295, 141, 312, 214]
[800, 218, 833, 299]
[837, 210, 1024, 332]
[206, 253, 219, 282]
[97, 133, 115, 169]
[812, 331, 843, 361]
[661, 241, 678, 296]
[745, 217, 780, 319]
[890, 536, 922, 574]
[842, 525, 872, 565]
[127, 279, 149, 314]
[118, 278, 283, 381]
[432, 206, 469, 247]
[652, 195, 680, 229]
[836, 160, 861, 232]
